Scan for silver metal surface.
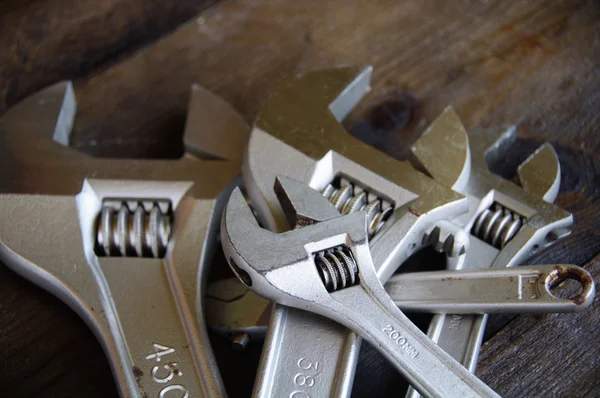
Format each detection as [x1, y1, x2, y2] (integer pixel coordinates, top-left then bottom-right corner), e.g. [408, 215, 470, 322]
[386, 264, 594, 313]
[221, 182, 500, 398]
[0, 81, 248, 397]
[405, 117, 574, 397]
[244, 67, 471, 397]
[206, 259, 594, 344]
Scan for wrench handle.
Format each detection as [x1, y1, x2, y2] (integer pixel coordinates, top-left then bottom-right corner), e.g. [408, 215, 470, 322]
[403, 265, 595, 398]
[97, 257, 223, 398]
[252, 305, 359, 398]
[386, 264, 595, 313]
[330, 284, 500, 398]
[405, 314, 487, 398]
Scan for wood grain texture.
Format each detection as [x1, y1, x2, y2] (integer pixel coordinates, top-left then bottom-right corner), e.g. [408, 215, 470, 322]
[0, 0, 220, 112]
[1, 0, 599, 397]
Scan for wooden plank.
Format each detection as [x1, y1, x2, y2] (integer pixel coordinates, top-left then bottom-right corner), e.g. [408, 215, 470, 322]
[0, 0, 220, 111]
[1, 0, 599, 396]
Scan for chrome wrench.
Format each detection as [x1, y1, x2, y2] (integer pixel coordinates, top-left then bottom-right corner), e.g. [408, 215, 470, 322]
[405, 120, 574, 398]
[244, 66, 472, 397]
[221, 177, 500, 398]
[0, 81, 247, 397]
[385, 264, 594, 313]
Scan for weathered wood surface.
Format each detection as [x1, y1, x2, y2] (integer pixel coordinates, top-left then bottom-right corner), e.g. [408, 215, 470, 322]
[1, 0, 599, 397]
[0, 0, 219, 112]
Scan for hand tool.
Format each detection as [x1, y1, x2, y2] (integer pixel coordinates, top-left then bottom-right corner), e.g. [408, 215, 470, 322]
[244, 66, 472, 397]
[0, 81, 247, 397]
[385, 264, 594, 313]
[206, 260, 593, 343]
[404, 115, 575, 398]
[221, 176, 500, 398]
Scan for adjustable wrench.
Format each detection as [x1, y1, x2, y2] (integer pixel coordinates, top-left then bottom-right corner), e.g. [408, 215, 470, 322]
[244, 66, 472, 397]
[404, 117, 574, 398]
[0, 81, 247, 397]
[221, 177, 500, 398]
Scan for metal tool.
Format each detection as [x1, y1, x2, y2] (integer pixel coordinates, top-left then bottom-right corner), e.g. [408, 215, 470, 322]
[404, 113, 575, 398]
[221, 176, 500, 398]
[244, 66, 472, 397]
[207, 261, 593, 340]
[386, 264, 594, 313]
[0, 81, 247, 397]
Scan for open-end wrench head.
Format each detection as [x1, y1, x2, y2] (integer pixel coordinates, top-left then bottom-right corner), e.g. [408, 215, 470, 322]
[0, 82, 244, 198]
[469, 125, 562, 202]
[183, 83, 248, 161]
[221, 187, 369, 305]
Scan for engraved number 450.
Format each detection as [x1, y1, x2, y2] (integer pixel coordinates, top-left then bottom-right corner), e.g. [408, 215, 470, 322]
[145, 343, 189, 398]
[146, 343, 175, 362]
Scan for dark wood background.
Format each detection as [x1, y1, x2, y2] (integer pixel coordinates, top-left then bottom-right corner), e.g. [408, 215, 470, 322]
[1, 0, 599, 396]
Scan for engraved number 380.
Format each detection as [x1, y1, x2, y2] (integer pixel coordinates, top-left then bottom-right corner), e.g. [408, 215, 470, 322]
[290, 358, 320, 398]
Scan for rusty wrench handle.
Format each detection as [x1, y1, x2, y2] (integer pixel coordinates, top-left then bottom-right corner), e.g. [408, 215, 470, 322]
[386, 264, 595, 313]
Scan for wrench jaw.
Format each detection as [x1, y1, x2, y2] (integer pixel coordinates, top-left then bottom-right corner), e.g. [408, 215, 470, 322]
[412, 122, 573, 269]
[0, 82, 243, 198]
[409, 106, 472, 192]
[183, 84, 249, 161]
[0, 81, 249, 397]
[221, 185, 394, 328]
[517, 143, 562, 202]
[221, 187, 369, 305]
[244, 66, 373, 232]
[205, 174, 348, 347]
[274, 175, 341, 226]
